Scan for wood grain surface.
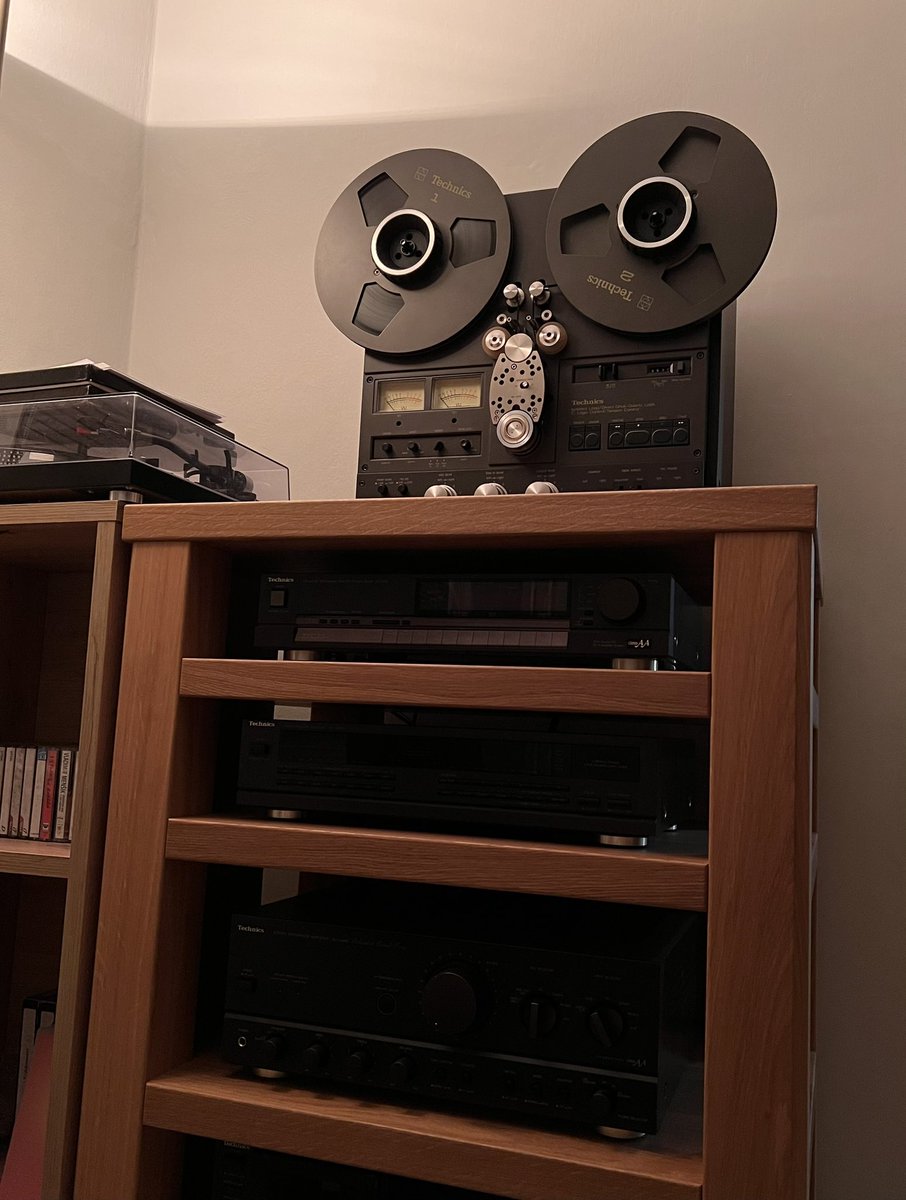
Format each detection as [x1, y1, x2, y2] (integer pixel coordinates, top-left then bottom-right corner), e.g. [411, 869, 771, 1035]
[74, 543, 229, 1200]
[180, 659, 711, 719]
[123, 486, 817, 549]
[144, 1053, 703, 1200]
[703, 531, 814, 1200]
[43, 521, 130, 1200]
[166, 817, 708, 911]
[0, 840, 70, 879]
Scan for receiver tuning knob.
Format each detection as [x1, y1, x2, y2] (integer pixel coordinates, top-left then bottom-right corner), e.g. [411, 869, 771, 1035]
[474, 482, 507, 495]
[425, 484, 457, 497]
[526, 481, 558, 494]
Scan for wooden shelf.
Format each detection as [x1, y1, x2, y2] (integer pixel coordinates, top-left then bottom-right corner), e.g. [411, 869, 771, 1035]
[0, 501, 121, 570]
[0, 839, 70, 879]
[180, 659, 711, 719]
[124, 485, 817, 551]
[144, 1053, 703, 1200]
[166, 817, 709, 911]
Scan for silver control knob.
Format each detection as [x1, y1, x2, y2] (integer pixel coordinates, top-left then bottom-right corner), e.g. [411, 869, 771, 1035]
[504, 332, 533, 363]
[503, 283, 525, 308]
[528, 279, 550, 304]
[482, 327, 507, 356]
[474, 482, 507, 496]
[538, 322, 567, 353]
[425, 484, 457, 498]
[526, 481, 559, 494]
[496, 410, 536, 452]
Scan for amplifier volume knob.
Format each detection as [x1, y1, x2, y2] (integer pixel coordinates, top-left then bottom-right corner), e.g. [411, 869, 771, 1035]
[525, 481, 559, 494]
[520, 995, 558, 1039]
[588, 1005, 625, 1048]
[597, 578, 644, 623]
[422, 967, 485, 1037]
[474, 482, 507, 496]
[301, 1041, 329, 1072]
[389, 1056, 416, 1086]
[425, 484, 457, 498]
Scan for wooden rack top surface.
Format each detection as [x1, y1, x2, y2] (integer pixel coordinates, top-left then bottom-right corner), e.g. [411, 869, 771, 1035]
[123, 485, 817, 549]
[144, 1053, 704, 1200]
[0, 499, 123, 568]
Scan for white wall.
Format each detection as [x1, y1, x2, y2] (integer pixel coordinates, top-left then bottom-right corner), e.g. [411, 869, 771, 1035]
[0, 0, 155, 371]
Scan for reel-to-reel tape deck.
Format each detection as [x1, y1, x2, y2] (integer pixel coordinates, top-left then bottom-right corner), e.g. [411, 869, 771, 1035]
[315, 111, 776, 498]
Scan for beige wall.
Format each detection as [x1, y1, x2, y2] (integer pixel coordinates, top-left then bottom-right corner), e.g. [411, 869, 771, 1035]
[0, 0, 154, 371]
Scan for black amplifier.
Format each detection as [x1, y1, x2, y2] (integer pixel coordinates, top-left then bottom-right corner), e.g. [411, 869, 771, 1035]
[222, 883, 703, 1136]
[214, 1143, 494, 1199]
[256, 571, 705, 668]
[237, 711, 703, 846]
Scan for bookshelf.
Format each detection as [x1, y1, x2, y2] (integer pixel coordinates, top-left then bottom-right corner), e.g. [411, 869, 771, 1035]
[0, 502, 129, 1200]
[75, 486, 818, 1199]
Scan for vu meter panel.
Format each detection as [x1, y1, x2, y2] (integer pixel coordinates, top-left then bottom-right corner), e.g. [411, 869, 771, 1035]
[431, 375, 483, 409]
[376, 379, 425, 412]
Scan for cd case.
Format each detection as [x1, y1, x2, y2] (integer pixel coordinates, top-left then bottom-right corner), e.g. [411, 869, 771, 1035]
[0, 393, 289, 503]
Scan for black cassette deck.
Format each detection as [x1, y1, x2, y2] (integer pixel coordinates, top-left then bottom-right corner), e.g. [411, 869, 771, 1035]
[256, 569, 706, 668]
[237, 711, 704, 845]
[314, 112, 776, 500]
[222, 882, 704, 1136]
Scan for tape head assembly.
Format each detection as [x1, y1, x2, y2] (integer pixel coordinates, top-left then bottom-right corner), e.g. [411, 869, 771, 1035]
[314, 113, 777, 498]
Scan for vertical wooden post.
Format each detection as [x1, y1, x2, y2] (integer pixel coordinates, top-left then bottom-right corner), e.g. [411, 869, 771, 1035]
[44, 522, 130, 1200]
[74, 542, 228, 1200]
[704, 531, 813, 1199]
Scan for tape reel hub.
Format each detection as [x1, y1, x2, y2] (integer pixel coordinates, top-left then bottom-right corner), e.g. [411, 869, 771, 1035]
[371, 209, 438, 279]
[617, 176, 693, 252]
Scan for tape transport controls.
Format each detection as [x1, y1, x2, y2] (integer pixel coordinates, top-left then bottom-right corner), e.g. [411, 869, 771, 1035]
[314, 111, 776, 498]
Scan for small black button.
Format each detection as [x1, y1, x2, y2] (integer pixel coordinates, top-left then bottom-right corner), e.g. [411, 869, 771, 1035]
[569, 424, 586, 450]
[268, 588, 286, 608]
[460, 439, 473, 452]
[608, 432, 624, 448]
[376, 483, 389, 496]
[381, 442, 393, 454]
[397, 484, 409, 495]
[672, 427, 690, 445]
[584, 424, 601, 450]
[434, 441, 445, 452]
[408, 442, 420, 454]
[625, 429, 651, 447]
[651, 428, 672, 446]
